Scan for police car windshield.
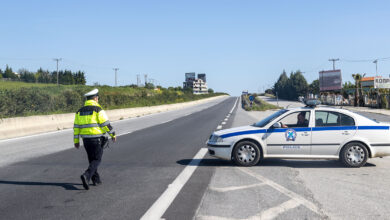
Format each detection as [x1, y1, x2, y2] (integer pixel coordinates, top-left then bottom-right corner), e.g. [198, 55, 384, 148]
[253, 109, 288, 127]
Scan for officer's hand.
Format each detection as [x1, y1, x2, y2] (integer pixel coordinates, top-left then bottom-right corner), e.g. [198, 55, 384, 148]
[112, 136, 116, 143]
[74, 143, 80, 149]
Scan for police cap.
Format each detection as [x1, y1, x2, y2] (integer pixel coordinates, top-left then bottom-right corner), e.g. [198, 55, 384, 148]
[84, 88, 99, 98]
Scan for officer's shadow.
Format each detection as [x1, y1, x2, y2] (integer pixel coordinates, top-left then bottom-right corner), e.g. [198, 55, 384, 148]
[0, 180, 82, 191]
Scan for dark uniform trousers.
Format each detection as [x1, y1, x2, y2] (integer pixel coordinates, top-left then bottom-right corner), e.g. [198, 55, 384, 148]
[83, 137, 104, 182]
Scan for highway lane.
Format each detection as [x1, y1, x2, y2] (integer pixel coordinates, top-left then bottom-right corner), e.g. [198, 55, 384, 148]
[0, 96, 228, 168]
[0, 97, 237, 220]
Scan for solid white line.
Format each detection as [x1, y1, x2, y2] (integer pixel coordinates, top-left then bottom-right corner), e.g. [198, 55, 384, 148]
[140, 148, 208, 220]
[117, 131, 133, 136]
[209, 183, 265, 193]
[238, 167, 322, 215]
[229, 97, 239, 114]
[216, 125, 222, 130]
[258, 199, 300, 220]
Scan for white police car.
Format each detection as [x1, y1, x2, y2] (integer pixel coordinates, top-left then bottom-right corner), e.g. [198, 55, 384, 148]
[208, 102, 390, 167]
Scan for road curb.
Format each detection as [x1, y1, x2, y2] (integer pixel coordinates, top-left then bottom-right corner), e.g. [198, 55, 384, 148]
[0, 95, 228, 140]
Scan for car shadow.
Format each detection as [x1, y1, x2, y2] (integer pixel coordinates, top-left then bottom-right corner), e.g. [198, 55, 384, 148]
[177, 158, 376, 168]
[0, 180, 83, 190]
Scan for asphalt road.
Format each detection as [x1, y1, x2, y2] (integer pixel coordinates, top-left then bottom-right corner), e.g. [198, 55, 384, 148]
[0, 97, 237, 220]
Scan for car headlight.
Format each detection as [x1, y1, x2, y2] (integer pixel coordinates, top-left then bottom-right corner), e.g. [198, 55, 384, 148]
[209, 135, 223, 143]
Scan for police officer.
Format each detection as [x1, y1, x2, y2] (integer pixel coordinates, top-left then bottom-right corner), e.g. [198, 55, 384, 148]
[74, 88, 116, 190]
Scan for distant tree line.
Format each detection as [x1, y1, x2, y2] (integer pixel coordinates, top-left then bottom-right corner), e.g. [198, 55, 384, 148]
[271, 70, 319, 100]
[0, 65, 86, 85]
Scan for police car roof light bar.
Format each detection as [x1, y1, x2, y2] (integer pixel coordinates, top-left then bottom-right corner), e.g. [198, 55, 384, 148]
[305, 99, 321, 107]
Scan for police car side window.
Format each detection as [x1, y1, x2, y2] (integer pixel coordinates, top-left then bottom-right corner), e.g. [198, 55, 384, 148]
[315, 111, 354, 127]
[340, 113, 355, 126]
[315, 111, 339, 127]
[278, 111, 310, 128]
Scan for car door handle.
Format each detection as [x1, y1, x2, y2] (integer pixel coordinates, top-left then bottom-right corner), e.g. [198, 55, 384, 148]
[342, 131, 350, 135]
[301, 132, 310, 136]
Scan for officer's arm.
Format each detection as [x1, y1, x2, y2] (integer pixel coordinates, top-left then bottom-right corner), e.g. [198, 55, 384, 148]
[98, 110, 116, 140]
[73, 113, 81, 148]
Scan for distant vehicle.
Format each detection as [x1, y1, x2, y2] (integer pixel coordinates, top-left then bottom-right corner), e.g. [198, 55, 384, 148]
[207, 103, 390, 167]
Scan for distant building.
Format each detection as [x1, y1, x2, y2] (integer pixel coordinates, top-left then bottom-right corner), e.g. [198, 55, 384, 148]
[183, 72, 208, 94]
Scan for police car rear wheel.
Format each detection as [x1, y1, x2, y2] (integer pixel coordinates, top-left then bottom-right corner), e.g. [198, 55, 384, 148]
[340, 142, 368, 168]
[233, 141, 261, 167]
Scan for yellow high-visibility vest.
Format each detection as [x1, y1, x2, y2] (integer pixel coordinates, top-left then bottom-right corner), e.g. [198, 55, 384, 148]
[73, 100, 115, 144]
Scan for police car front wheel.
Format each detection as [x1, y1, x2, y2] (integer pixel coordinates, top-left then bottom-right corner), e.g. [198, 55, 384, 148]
[233, 141, 261, 167]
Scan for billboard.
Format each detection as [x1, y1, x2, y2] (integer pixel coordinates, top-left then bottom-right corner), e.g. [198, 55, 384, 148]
[374, 77, 390, 89]
[198, 73, 206, 82]
[185, 72, 195, 82]
[319, 70, 342, 91]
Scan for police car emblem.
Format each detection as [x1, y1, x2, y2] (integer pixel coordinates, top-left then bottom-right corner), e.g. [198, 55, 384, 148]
[285, 129, 297, 141]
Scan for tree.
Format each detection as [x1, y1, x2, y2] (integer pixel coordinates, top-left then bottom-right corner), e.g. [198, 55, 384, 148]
[308, 79, 319, 95]
[37, 68, 51, 83]
[274, 70, 289, 100]
[3, 65, 17, 79]
[289, 71, 308, 99]
[208, 88, 214, 93]
[145, 82, 155, 89]
[19, 69, 35, 83]
[0, 69, 3, 79]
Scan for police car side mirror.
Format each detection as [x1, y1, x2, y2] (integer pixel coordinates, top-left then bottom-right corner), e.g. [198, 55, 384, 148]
[272, 122, 281, 128]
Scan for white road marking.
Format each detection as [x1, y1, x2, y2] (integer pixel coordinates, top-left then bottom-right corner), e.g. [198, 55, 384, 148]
[229, 97, 239, 114]
[141, 148, 208, 220]
[117, 131, 133, 136]
[238, 167, 322, 215]
[221, 122, 226, 125]
[224, 118, 228, 121]
[209, 183, 265, 193]
[197, 215, 235, 220]
[258, 199, 300, 220]
[216, 125, 222, 130]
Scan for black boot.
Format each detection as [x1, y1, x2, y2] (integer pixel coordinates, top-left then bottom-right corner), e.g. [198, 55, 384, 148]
[80, 174, 90, 190]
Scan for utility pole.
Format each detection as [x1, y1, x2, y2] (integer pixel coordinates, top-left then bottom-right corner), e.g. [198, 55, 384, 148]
[144, 74, 148, 86]
[137, 74, 140, 87]
[113, 68, 119, 86]
[53, 58, 62, 85]
[373, 59, 378, 76]
[328, 58, 340, 70]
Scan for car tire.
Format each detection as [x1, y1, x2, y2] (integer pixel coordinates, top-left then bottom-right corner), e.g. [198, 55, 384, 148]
[340, 142, 368, 168]
[233, 141, 261, 167]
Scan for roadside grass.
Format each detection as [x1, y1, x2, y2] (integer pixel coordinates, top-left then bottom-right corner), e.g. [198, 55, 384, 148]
[242, 94, 280, 111]
[264, 93, 276, 98]
[0, 81, 227, 118]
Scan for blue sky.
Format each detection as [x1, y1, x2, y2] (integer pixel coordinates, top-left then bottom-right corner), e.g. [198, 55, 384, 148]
[1, 0, 390, 95]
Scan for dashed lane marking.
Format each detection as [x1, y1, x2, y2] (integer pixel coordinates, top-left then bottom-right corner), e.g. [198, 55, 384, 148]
[217, 125, 222, 130]
[141, 148, 208, 220]
[221, 122, 226, 125]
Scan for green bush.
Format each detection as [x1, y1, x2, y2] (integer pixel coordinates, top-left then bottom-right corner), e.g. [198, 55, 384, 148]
[0, 82, 226, 118]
